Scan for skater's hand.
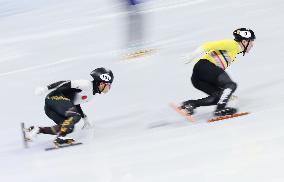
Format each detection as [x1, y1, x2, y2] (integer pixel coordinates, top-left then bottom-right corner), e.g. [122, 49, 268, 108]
[82, 116, 92, 129]
[34, 86, 48, 96]
[184, 47, 206, 64]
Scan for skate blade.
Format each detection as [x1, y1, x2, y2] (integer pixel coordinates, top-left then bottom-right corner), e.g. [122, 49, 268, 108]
[208, 112, 249, 122]
[46, 142, 82, 151]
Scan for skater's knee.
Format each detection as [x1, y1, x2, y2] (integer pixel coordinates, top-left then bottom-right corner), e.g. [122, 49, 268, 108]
[225, 82, 237, 92]
[217, 73, 236, 90]
[65, 107, 82, 124]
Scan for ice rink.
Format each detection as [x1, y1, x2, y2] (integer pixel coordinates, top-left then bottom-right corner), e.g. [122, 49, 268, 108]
[0, 0, 284, 181]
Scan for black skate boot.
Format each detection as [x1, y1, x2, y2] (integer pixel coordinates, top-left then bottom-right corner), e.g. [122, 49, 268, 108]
[54, 137, 75, 147]
[181, 101, 196, 115]
[214, 107, 237, 116]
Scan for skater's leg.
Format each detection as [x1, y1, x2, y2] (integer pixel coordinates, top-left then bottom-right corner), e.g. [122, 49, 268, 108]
[24, 104, 64, 140]
[59, 106, 81, 136]
[183, 60, 223, 108]
[189, 75, 221, 107]
[216, 72, 237, 109]
[44, 104, 66, 125]
[213, 72, 238, 116]
[36, 104, 65, 135]
[39, 125, 60, 135]
[44, 93, 82, 136]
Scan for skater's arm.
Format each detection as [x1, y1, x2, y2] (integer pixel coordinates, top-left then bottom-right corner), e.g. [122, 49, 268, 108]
[48, 80, 91, 91]
[35, 80, 71, 96]
[47, 80, 71, 90]
[35, 80, 91, 96]
[184, 46, 206, 64]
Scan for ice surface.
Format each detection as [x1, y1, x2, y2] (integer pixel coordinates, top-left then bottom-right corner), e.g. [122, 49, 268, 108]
[0, 0, 284, 181]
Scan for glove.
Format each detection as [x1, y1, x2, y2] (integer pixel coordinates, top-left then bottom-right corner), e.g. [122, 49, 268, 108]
[81, 115, 92, 129]
[34, 86, 48, 96]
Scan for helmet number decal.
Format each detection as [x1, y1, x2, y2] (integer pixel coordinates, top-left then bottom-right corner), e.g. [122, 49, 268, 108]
[238, 30, 251, 38]
[100, 74, 111, 82]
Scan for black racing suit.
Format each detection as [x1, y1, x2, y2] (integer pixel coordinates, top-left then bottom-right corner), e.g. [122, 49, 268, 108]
[39, 81, 87, 136]
[186, 59, 237, 109]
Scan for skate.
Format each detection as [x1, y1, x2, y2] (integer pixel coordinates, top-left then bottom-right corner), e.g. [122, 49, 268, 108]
[214, 107, 237, 116]
[24, 126, 40, 141]
[169, 102, 195, 122]
[53, 136, 75, 147]
[45, 138, 82, 151]
[181, 100, 196, 115]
